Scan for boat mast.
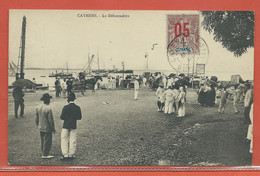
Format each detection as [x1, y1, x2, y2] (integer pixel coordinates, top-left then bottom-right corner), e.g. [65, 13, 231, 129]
[66, 61, 69, 73]
[88, 47, 90, 74]
[19, 16, 26, 79]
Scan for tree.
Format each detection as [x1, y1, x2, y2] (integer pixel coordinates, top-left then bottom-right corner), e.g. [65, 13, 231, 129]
[201, 11, 254, 57]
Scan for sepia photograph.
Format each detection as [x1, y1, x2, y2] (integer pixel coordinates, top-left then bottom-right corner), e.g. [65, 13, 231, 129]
[8, 10, 254, 166]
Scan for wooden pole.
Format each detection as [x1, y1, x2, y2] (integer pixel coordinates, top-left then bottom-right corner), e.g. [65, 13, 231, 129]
[20, 16, 26, 79]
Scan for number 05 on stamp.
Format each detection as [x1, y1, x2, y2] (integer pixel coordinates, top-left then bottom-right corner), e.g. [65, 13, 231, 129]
[167, 14, 200, 55]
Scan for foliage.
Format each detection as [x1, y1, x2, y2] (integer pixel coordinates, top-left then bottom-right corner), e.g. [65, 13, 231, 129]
[201, 11, 254, 56]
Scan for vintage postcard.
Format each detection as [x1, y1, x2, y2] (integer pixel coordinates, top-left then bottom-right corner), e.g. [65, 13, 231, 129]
[8, 10, 254, 166]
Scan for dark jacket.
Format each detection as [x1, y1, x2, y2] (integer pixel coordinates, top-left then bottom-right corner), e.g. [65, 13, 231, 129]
[60, 102, 82, 129]
[12, 87, 24, 102]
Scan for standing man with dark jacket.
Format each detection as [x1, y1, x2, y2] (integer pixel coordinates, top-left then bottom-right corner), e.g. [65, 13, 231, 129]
[36, 93, 55, 159]
[13, 86, 24, 118]
[60, 92, 82, 160]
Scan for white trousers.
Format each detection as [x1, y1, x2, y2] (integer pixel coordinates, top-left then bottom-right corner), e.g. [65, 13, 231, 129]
[61, 128, 77, 157]
[134, 89, 139, 99]
[164, 100, 173, 114]
[178, 104, 185, 117]
[247, 124, 253, 153]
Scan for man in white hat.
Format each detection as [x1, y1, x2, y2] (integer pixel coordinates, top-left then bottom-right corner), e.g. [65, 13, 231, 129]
[134, 78, 139, 100]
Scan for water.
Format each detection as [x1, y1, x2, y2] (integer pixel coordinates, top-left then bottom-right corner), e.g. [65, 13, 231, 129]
[8, 69, 153, 88]
[9, 69, 250, 88]
[8, 69, 80, 88]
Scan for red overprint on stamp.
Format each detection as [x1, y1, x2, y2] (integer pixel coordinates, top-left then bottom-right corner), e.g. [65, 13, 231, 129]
[167, 14, 200, 55]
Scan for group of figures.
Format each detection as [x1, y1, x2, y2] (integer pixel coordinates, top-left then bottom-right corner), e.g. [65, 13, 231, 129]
[155, 83, 186, 117]
[12, 71, 254, 158]
[12, 85, 82, 159]
[197, 81, 254, 153]
[54, 75, 99, 97]
[51, 71, 192, 99]
[36, 92, 82, 160]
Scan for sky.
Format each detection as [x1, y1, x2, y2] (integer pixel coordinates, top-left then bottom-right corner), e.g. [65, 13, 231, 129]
[9, 10, 254, 80]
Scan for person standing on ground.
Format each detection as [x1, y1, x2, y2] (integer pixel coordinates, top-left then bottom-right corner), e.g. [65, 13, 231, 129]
[177, 86, 186, 117]
[119, 76, 124, 88]
[162, 86, 175, 114]
[134, 78, 139, 100]
[66, 78, 73, 96]
[218, 86, 229, 114]
[244, 84, 253, 124]
[198, 84, 206, 106]
[162, 75, 167, 88]
[13, 86, 25, 118]
[32, 78, 36, 91]
[208, 84, 216, 107]
[61, 79, 67, 98]
[60, 92, 82, 160]
[173, 85, 180, 114]
[142, 76, 147, 87]
[167, 77, 173, 88]
[35, 93, 55, 159]
[55, 78, 61, 98]
[247, 103, 253, 153]
[233, 84, 240, 114]
[155, 83, 165, 112]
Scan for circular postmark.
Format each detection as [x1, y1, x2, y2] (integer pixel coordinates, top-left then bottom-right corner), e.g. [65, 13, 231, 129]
[167, 33, 209, 73]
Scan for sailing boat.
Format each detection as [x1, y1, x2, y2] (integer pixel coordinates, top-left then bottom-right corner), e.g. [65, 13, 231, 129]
[49, 62, 73, 78]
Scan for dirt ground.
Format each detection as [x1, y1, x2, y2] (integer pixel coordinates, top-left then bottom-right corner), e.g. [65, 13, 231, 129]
[8, 88, 252, 166]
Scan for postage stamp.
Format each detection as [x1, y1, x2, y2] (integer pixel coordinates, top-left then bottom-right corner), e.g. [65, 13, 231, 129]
[167, 14, 200, 55]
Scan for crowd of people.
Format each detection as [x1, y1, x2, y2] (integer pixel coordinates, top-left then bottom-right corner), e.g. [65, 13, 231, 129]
[12, 71, 254, 159]
[196, 80, 254, 153]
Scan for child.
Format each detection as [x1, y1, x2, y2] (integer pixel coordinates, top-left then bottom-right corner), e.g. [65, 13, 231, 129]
[218, 86, 229, 114]
[177, 86, 186, 117]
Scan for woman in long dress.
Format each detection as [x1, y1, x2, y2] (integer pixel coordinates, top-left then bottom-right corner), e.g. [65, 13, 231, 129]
[207, 84, 216, 107]
[177, 86, 186, 117]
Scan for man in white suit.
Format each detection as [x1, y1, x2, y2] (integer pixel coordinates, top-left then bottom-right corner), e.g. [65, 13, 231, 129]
[134, 78, 139, 100]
